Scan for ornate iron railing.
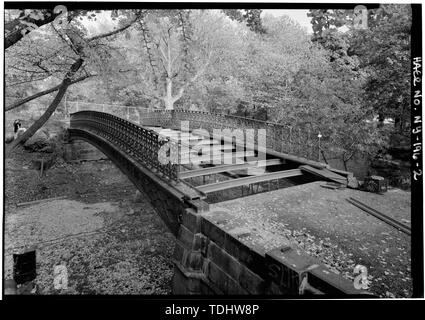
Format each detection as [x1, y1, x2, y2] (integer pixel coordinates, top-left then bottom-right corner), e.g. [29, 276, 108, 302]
[70, 111, 180, 181]
[138, 109, 321, 161]
[68, 102, 326, 162]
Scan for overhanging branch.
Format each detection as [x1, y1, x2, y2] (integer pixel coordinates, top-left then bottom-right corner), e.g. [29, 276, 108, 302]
[87, 10, 143, 42]
[6, 58, 84, 154]
[6, 74, 93, 112]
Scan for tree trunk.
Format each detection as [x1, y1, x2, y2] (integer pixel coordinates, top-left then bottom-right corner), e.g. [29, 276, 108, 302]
[6, 58, 83, 155]
[164, 77, 174, 110]
[5, 10, 60, 49]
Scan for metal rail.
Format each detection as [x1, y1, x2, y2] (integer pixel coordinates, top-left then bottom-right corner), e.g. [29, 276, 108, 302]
[347, 197, 411, 236]
[196, 169, 303, 193]
[68, 104, 336, 164]
[138, 109, 324, 161]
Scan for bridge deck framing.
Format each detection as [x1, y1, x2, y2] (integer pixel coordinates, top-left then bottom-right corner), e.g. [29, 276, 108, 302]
[196, 168, 303, 194]
[179, 159, 284, 179]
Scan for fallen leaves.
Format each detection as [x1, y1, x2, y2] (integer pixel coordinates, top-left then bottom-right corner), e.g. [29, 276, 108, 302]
[5, 149, 175, 295]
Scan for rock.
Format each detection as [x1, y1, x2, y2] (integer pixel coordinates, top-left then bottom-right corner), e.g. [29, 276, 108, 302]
[24, 130, 50, 152]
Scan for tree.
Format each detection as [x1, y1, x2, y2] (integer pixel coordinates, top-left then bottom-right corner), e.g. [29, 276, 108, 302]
[111, 10, 243, 110]
[360, 5, 411, 132]
[246, 12, 387, 169]
[308, 5, 412, 132]
[303, 5, 411, 168]
[308, 9, 353, 39]
[5, 9, 144, 154]
[221, 9, 266, 34]
[5, 8, 66, 49]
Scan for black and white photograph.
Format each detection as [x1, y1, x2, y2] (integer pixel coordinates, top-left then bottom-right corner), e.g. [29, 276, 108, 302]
[1, 1, 422, 302]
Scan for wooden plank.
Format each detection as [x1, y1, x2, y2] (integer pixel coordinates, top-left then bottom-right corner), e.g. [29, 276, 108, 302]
[180, 144, 235, 155]
[180, 159, 283, 179]
[197, 169, 303, 193]
[188, 139, 220, 146]
[192, 129, 329, 170]
[150, 126, 329, 170]
[327, 167, 354, 178]
[192, 144, 234, 152]
[266, 149, 329, 169]
[153, 128, 225, 148]
[189, 151, 249, 164]
[300, 165, 347, 185]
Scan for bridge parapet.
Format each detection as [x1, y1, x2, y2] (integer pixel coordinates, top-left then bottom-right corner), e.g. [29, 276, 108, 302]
[66, 102, 334, 162]
[137, 109, 321, 161]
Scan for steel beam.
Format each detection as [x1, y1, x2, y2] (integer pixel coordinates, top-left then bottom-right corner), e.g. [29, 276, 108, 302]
[180, 159, 283, 179]
[196, 169, 303, 193]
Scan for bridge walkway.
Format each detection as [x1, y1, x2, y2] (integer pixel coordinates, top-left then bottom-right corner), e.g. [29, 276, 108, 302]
[145, 126, 323, 202]
[145, 125, 349, 203]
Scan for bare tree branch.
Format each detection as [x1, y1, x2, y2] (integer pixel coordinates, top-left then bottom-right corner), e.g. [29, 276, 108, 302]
[7, 75, 52, 87]
[87, 10, 143, 42]
[139, 20, 159, 82]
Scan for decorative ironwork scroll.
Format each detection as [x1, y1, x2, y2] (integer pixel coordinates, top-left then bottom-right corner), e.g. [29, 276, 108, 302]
[70, 111, 180, 181]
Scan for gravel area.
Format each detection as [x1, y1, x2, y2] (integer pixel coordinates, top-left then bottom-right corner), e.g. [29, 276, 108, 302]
[209, 181, 412, 298]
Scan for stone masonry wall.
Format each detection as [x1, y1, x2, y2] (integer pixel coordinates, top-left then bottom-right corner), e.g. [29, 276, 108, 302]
[172, 206, 372, 296]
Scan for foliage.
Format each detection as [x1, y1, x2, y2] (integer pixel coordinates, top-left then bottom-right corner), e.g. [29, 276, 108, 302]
[306, 4, 411, 165]
[308, 4, 412, 132]
[5, 6, 411, 166]
[359, 5, 411, 132]
[222, 9, 266, 34]
[5, 9, 143, 153]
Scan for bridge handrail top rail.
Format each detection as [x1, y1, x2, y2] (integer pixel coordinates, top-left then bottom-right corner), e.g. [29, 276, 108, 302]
[71, 105, 319, 129]
[68, 102, 316, 130]
[71, 110, 324, 146]
[70, 110, 175, 142]
[139, 108, 314, 129]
